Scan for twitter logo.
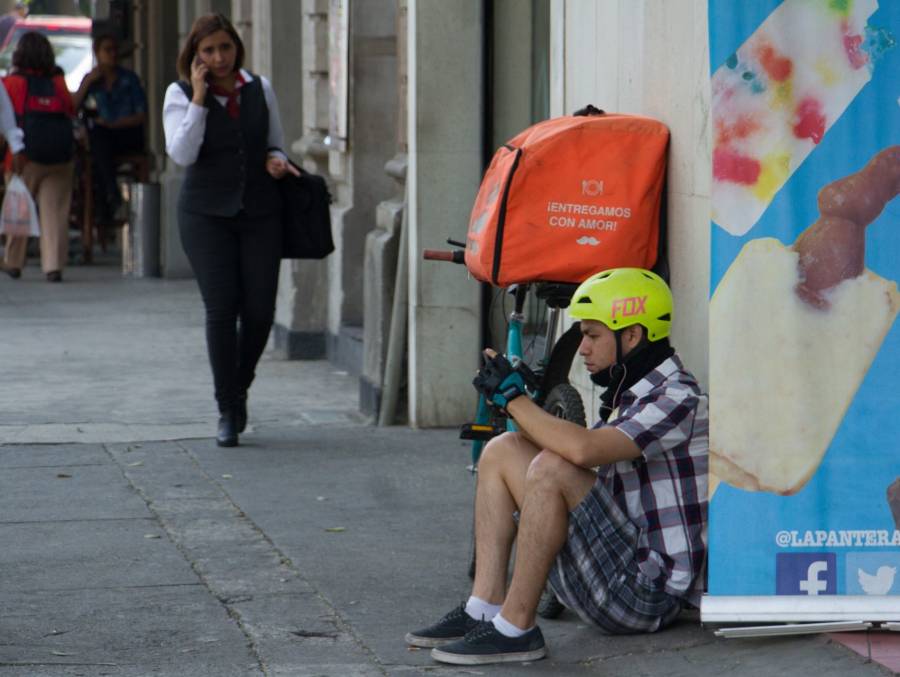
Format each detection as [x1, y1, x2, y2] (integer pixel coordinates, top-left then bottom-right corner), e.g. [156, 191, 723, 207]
[858, 566, 896, 595]
[847, 554, 900, 595]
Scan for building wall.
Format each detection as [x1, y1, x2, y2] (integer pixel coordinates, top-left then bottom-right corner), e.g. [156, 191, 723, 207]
[406, 0, 483, 426]
[554, 0, 711, 422]
[492, 0, 535, 146]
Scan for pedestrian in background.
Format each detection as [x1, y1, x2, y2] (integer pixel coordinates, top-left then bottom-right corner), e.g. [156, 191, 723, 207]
[162, 13, 298, 447]
[1, 31, 75, 282]
[71, 33, 148, 230]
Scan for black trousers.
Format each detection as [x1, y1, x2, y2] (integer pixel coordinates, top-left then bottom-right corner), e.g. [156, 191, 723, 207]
[178, 208, 282, 413]
[88, 124, 144, 222]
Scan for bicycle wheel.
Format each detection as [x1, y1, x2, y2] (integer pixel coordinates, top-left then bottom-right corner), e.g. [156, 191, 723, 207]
[537, 382, 586, 619]
[537, 584, 566, 619]
[542, 382, 586, 427]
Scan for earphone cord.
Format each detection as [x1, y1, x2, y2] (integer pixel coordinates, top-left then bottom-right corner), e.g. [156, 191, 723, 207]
[610, 363, 627, 415]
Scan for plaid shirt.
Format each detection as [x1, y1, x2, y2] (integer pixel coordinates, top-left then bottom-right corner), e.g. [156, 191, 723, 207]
[596, 354, 708, 605]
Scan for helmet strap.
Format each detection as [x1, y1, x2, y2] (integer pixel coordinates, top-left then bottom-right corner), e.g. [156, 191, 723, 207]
[592, 331, 675, 422]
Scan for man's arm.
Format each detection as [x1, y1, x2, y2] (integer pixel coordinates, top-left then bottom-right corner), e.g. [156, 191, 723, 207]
[71, 67, 101, 111]
[505, 395, 640, 468]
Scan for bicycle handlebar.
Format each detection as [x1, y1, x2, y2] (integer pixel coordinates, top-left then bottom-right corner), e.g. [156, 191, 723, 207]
[423, 249, 465, 264]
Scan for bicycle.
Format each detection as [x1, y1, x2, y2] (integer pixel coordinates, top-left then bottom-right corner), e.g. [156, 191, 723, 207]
[424, 239, 587, 619]
[423, 241, 586, 462]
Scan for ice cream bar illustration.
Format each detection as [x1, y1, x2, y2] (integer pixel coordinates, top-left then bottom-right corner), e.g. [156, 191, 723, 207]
[889, 478, 900, 529]
[711, 0, 889, 235]
[710, 147, 900, 496]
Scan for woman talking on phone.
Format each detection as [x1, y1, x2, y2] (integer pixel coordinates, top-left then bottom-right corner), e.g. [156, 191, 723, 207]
[163, 14, 299, 447]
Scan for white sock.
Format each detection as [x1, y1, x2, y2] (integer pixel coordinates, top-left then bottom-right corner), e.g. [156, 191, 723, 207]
[492, 612, 532, 638]
[464, 595, 502, 622]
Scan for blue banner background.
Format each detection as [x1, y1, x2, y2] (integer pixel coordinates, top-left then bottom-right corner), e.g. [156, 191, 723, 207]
[708, 0, 900, 596]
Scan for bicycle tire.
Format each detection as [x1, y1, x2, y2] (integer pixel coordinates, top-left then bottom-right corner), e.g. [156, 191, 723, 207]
[536, 382, 586, 619]
[537, 584, 566, 619]
[542, 382, 586, 427]
[538, 323, 583, 404]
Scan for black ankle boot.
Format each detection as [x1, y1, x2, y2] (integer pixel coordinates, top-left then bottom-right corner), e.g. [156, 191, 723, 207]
[235, 393, 248, 434]
[216, 411, 239, 447]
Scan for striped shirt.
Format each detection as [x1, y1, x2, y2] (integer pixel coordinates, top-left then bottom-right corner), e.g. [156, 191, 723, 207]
[596, 354, 709, 606]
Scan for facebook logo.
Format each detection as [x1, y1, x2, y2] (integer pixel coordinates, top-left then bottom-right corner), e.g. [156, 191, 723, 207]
[776, 553, 837, 595]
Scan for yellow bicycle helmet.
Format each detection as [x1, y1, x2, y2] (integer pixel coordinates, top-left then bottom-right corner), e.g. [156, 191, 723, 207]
[569, 268, 673, 341]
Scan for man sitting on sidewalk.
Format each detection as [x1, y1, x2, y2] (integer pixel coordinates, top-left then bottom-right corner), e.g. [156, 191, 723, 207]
[406, 267, 708, 665]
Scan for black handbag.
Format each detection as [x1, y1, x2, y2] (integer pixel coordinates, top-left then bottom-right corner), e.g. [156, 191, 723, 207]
[279, 161, 334, 259]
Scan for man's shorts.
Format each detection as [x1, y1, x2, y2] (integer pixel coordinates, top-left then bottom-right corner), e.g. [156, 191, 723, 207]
[546, 477, 682, 634]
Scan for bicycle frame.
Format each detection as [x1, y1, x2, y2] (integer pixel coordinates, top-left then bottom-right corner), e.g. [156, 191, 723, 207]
[468, 284, 565, 469]
[421, 244, 576, 471]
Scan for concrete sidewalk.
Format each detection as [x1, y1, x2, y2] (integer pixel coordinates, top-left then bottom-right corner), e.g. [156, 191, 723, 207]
[0, 261, 894, 675]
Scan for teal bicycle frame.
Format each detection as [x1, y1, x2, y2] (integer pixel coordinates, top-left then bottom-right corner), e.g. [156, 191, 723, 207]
[468, 284, 567, 469]
[421, 245, 576, 470]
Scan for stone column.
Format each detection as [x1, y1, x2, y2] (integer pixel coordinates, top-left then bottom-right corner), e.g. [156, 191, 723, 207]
[158, 2, 209, 279]
[283, 1, 398, 370]
[273, 0, 331, 360]
[406, 1, 482, 426]
[325, 0, 398, 375]
[133, 0, 178, 174]
[231, 0, 254, 69]
[360, 0, 407, 418]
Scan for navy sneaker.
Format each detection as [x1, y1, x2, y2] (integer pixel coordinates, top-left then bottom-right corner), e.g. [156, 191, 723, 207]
[405, 603, 482, 648]
[431, 620, 547, 665]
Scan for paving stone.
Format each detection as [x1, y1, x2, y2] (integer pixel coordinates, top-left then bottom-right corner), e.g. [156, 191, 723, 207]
[0, 586, 261, 676]
[0, 518, 200, 593]
[0, 443, 109, 468]
[0, 464, 149, 523]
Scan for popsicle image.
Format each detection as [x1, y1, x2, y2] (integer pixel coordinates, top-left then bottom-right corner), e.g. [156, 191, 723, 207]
[711, 0, 887, 236]
[889, 478, 900, 530]
[710, 146, 900, 496]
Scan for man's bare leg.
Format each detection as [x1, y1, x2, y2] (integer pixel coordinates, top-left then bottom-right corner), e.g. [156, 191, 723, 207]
[406, 433, 536, 651]
[500, 450, 596, 630]
[469, 432, 541, 605]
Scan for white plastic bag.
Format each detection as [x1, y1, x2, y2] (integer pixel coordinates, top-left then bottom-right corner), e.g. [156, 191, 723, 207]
[0, 175, 39, 238]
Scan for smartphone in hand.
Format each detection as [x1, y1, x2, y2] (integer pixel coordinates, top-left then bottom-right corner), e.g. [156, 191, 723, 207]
[193, 55, 210, 80]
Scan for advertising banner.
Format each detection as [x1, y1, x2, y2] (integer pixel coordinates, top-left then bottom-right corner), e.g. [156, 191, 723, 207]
[704, 0, 900, 621]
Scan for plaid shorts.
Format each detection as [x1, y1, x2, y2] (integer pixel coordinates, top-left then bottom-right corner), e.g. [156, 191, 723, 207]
[546, 477, 682, 634]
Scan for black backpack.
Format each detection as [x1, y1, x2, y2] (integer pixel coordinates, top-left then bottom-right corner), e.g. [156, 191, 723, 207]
[19, 74, 74, 164]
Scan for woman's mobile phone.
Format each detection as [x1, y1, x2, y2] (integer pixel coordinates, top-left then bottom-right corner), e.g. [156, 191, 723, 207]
[193, 55, 210, 80]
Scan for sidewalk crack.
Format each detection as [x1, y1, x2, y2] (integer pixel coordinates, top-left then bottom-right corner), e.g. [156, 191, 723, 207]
[101, 442, 266, 676]
[173, 439, 390, 676]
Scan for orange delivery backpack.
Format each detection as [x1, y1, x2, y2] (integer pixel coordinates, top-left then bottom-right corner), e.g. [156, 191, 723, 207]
[464, 108, 669, 286]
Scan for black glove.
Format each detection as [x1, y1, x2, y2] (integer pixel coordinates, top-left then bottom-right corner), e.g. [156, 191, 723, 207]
[473, 353, 528, 410]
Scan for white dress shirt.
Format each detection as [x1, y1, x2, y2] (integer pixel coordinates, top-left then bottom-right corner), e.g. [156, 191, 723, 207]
[163, 69, 287, 167]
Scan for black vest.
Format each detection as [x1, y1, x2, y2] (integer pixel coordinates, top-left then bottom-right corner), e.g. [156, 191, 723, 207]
[176, 76, 281, 218]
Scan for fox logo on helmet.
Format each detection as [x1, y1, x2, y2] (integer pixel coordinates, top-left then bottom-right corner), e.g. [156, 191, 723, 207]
[610, 295, 648, 319]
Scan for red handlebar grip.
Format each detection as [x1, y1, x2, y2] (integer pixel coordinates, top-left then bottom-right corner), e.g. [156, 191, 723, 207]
[423, 249, 454, 261]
